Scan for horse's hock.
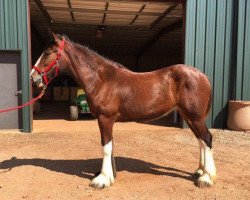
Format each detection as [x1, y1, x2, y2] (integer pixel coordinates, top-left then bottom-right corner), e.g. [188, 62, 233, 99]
[227, 101, 250, 131]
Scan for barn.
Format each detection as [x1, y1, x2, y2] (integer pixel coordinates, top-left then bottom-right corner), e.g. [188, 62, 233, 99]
[0, 0, 249, 132]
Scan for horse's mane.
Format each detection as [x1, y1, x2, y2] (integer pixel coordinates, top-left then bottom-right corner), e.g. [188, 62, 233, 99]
[60, 34, 129, 71]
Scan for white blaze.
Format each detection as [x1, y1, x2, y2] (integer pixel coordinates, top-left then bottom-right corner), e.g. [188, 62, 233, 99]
[30, 53, 44, 76]
[198, 139, 205, 168]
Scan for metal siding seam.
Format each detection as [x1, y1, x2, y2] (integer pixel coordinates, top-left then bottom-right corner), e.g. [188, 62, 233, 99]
[16, 0, 30, 132]
[22, 0, 31, 132]
[13, 0, 18, 49]
[243, 0, 250, 100]
[212, 0, 218, 128]
[184, 0, 191, 65]
[222, 0, 233, 127]
[195, 0, 206, 72]
[184, 0, 190, 64]
[16, 0, 19, 49]
[241, 1, 247, 100]
[222, 0, 228, 107]
[205, 0, 216, 128]
[17, 0, 22, 50]
[4, 0, 9, 49]
[236, 0, 245, 100]
[183, 0, 195, 128]
[0, 0, 5, 49]
[229, 0, 239, 101]
[213, 0, 226, 127]
[184, 0, 196, 66]
[8, 0, 15, 49]
[193, 0, 197, 67]
[204, 0, 210, 127]
[8, 0, 12, 49]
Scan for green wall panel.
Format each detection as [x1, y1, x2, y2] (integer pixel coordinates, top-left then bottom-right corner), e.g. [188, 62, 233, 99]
[236, 0, 250, 100]
[204, 0, 216, 127]
[0, 0, 5, 49]
[0, 0, 31, 132]
[185, 0, 234, 128]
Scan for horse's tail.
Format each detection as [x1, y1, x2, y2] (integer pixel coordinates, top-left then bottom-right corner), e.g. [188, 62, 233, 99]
[205, 92, 212, 117]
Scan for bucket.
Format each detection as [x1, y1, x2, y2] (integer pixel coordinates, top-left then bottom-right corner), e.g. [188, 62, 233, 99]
[227, 100, 250, 131]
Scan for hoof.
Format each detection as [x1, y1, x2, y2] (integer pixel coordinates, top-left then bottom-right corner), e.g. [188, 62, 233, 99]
[193, 168, 203, 179]
[195, 173, 214, 188]
[90, 173, 114, 189]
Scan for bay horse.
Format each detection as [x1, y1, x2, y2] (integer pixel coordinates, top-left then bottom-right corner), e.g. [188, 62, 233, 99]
[30, 33, 216, 189]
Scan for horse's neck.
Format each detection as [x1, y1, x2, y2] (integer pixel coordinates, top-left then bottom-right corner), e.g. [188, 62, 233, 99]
[66, 45, 105, 95]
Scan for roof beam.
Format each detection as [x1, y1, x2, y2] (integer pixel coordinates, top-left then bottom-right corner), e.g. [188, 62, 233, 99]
[67, 0, 185, 3]
[137, 19, 182, 57]
[130, 3, 146, 25]
[34, 0, 53, 24]
[44, 6, 162, 17]
[102, 1, 109, 24]
[150, 3, 179, 29]
[67, 0, 75, 22]
[37, 21, 149, 29]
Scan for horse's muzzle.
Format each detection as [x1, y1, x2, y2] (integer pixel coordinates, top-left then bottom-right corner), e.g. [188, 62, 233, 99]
[30, 74, 44, 88]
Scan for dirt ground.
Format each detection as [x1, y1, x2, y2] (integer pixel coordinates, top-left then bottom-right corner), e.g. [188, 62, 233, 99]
[0, 110, 249, 199]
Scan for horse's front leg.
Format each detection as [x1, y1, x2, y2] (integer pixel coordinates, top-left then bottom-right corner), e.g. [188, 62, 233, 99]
[90, 115, 116, 189]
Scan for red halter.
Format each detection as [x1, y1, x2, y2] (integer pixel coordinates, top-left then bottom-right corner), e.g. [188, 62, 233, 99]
[33, 39, 65, 86]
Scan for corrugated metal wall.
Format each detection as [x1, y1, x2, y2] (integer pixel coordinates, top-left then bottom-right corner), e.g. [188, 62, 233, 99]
[185, 0, 250, 128]
[0, 0, 31, 132]
[236, 0, 250, 100]
[185, 0, 234, 128]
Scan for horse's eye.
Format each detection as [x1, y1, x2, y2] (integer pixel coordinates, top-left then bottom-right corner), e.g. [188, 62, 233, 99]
[45, 50, 57, 55]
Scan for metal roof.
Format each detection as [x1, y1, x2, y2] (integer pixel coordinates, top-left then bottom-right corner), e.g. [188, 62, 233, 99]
[30, 0, 183, 56]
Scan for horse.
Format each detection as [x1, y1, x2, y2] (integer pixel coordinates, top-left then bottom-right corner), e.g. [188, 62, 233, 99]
[30, 32, 216, 189]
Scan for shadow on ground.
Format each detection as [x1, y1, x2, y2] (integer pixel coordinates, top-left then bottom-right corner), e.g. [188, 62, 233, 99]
[0, 156, 194, 182]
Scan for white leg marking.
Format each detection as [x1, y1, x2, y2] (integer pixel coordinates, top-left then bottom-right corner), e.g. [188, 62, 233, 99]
[196, 140, 216, 187]
[194, 139, 205, 177]
[90, 141, 114, 188]
[203, 143, 216, 179]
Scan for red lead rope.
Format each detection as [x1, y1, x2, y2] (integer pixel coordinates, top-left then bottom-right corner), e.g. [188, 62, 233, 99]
[0, 90, 45, 113]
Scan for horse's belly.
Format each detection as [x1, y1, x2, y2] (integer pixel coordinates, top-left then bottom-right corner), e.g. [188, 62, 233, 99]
[117, 101, 174, 122]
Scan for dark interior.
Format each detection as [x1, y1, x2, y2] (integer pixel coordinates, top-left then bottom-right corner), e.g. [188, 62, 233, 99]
[30, 0, 184, 125]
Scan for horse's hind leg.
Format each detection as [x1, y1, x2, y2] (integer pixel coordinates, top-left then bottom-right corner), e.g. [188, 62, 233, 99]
[90, 115, 117, 189]
[183, 119, 205, 178]
[188, 119, 217, 187]
[194, 139, 205, 178]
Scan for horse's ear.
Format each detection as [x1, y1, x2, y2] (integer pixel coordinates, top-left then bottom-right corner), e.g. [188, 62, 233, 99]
[51, 31, 61, 45]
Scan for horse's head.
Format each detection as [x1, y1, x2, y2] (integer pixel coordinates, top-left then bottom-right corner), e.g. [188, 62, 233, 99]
[30, 32, 66, 88]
